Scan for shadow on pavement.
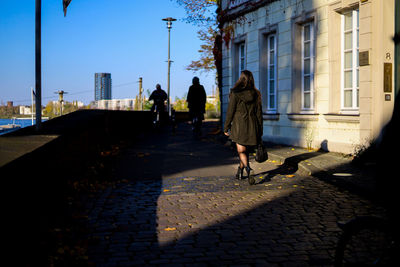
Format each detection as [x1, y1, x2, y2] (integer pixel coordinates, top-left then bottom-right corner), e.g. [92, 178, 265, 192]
[87, 121, 242, 265]
[152, 179, 387, 266]
[85, 121, 388, 266]
[256, 151, 322, 184]
[3, 117, 388, 266]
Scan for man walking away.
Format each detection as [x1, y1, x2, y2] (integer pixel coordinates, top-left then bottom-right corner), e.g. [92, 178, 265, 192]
[149, 84, 168, 112]
[187, 77, 206, 137]
[149, 84, 168, 127]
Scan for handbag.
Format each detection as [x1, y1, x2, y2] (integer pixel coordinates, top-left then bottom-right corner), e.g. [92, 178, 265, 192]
[255, 142, 268, 163]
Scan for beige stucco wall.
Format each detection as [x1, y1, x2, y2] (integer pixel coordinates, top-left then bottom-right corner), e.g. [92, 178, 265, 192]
[221, 0, 395, 154]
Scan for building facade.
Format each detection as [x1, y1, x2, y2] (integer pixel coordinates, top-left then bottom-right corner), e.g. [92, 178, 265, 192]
[95, 73, 112, 101]
[96, 99, 136, 110]
[19, 106, 33, 115]
[219, 0, 396, 153]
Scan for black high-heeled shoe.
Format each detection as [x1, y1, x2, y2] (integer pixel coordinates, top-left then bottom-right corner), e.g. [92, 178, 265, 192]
[236, 166, 244, 180]
[246, 166, 255, 185]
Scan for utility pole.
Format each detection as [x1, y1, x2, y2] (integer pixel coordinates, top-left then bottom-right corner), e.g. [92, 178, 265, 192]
[138, 77, 143, 110]
[35, 0, 42, 130]
[55, 90, 67, 116]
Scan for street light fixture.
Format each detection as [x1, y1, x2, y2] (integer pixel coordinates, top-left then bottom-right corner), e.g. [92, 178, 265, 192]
[162, 17, 176, 118]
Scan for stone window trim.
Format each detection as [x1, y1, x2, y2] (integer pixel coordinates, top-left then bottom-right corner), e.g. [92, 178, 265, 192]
[291, 10, 318, 114]
[331, 1, 359, 15]
[323, 113, 360, 123]
[231, 33, 247, 85]
[263, 113, 280, 121]
[287, 113, 319, 121]
[259, 24, 278, 114]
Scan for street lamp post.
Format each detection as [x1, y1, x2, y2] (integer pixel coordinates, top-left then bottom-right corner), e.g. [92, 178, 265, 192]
[162, 17, 176, 118]
[35, 0, 42, 130]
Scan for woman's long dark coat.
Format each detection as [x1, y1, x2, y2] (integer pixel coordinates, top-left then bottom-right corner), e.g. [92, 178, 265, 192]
[187, 84, 207, 118]
[223, 87, 263, 146]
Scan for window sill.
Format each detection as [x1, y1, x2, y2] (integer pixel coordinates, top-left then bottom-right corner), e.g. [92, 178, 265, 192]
[287, 113, 319, 121]
[263, 113, 280, 120]
[324, 113, 360, 123]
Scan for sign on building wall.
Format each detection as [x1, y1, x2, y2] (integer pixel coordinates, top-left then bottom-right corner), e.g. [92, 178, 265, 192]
[384, 62, 392, 93]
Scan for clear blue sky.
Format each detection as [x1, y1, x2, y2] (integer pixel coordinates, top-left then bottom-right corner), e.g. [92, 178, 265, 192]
[0, 0, 217, 106]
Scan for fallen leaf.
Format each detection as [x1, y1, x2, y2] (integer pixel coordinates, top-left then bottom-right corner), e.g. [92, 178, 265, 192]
[286, 175, 295, 178]
[163, 189, 170, 192]
[164, 227, 176, 231]
[291, 148, 295, 151]
[293, 185, 298, 188]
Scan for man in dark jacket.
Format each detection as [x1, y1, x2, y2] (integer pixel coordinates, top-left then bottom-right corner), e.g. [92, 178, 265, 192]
[149, 84, 168, 112]
[187, 77, 207, 135]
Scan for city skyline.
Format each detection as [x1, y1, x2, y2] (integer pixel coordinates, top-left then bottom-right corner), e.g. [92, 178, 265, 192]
[0, 0, 217, 106]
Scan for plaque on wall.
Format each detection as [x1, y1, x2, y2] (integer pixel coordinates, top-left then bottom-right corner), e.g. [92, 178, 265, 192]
[384, 63, 392, 93]
[359, 51, 369, 66]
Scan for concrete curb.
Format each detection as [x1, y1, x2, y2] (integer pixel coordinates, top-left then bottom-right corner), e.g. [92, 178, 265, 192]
[267, 151, 322, 176]
[266, 148, 352, 177]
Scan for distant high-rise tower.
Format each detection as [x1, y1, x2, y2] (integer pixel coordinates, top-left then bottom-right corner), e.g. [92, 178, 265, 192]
[95, 73, 112, 101]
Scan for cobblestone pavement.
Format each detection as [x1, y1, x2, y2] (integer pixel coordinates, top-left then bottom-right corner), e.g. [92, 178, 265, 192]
[85, 122, 387, 266]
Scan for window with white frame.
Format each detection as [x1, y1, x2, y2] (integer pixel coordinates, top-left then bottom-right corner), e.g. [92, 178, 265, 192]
[342, 9, 359, 110]
[267, 34, 277, 111]
[302, 22, 314, 110]
[238, 42, 246, 78]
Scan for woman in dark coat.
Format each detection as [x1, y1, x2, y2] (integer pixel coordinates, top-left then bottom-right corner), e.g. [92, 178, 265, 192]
[224, 70, 263, 185]
[187, 77, 207, 135]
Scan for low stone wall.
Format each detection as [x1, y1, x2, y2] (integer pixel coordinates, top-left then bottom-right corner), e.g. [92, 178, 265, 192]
[1, 109, 189, 264]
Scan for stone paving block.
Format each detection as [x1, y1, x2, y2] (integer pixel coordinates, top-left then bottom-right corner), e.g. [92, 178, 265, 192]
[80, 123, 389, 266]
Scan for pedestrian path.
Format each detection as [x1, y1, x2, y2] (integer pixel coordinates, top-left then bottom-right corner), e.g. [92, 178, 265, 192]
[84, 121, 387, 266]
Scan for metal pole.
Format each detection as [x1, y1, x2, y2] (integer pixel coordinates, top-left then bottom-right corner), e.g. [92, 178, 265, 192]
[139, 77, 143, 110]
[163, 17, 175, 118]
[59, 91, 64, 116]
[31, 87, 34, 126]
[167, 27, 171, 117]
[35, 0, 42, 130]
[395, 0, 400, 97]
